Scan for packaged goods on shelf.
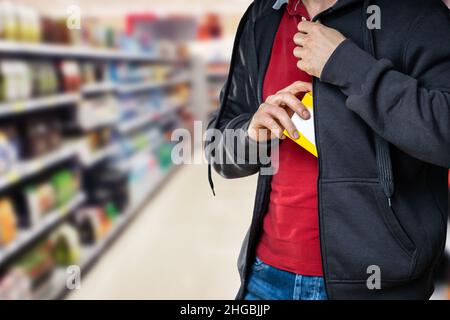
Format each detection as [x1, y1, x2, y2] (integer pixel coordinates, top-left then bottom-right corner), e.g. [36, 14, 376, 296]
[50, 224, 81, 266]
[0, 125, 21, 176]
[0, 2, 17, 41]
[0, 60, 76, 102]
[158, 143, 175, 170]
[207, 62, 229, 79]
[0, 268, 32, 300]
[0, 2, 41, 43]
[72, 208, 102, 246]
[32, 62, 59, 97]
[86, 128, 113, 152]
[75, 207, 112, 241]
[20, 116, 63, 159]
[51, 169, 80, 206]
[128, 154, 159, 204]
[0, 0, 194, 299]
[21, 168, 80, 228]
[169, 83, 191, 105]
[104, 202, 120, 221]
[0, 197, 17, 246]
[24, 182, 57, 227]
[59, 60, 81, 93]
[96, 208, 113, 236]
[77, 94, 119, 130]
[0, 60, 33, 101]
[0, 2, 106, 49]
[16, 4, 41, 43]
[117, 91, 165, 126]
[85, 166, 129, 213]
[114, 63, 172, 84]
[12, 240, 55, 292]
[81, 62, 110, 86]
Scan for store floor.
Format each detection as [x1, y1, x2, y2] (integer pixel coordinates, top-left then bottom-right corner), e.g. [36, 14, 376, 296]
[68, 163, 257, 300]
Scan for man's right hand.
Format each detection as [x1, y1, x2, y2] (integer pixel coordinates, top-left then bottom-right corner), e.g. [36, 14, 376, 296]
[248, 81, 313, 142]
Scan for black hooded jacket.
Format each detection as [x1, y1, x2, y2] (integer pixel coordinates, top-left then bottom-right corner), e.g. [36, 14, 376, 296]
[206, 0, 450, 299]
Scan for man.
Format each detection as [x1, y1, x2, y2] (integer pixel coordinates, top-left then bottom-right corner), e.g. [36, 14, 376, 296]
[206, 0, 450, 300]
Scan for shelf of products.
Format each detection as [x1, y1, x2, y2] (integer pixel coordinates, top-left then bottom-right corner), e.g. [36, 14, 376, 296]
[0, 41, 179, 62]
[79, 143, 119, 168]
[0, 2, 186, 62]
[41, 165, 177, 300]
[206, 61, 229, 115]
[0, 192, 86, 266]
[0, 144, 78, 193]
[0, 93, 81, 117]
[117, 103, 184, 134]
[116, 72, 191, 94]
[0, 1, 195, 300]
[81, 82, 116, 95]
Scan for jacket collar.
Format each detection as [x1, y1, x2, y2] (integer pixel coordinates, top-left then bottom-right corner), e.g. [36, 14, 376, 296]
[269, 0, 364, 15]
[272, 0, 288, 10]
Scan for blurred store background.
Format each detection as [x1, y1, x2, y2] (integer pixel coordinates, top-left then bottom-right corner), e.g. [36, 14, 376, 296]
[0, 0, 448, 300]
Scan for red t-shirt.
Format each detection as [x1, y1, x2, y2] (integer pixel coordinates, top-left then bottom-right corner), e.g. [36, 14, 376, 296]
[255, 0, 323, 276]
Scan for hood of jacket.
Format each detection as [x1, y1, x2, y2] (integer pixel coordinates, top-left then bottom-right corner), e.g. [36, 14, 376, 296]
[251, 0, 365, 22]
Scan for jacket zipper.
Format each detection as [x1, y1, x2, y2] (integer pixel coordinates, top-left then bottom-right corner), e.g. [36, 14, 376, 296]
[311, 6, 335, 300]
[312, 79, 330, 298]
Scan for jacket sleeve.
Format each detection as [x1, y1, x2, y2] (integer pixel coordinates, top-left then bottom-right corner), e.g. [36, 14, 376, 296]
[205, 8, 272, 179]
[320, 7, 450, 168]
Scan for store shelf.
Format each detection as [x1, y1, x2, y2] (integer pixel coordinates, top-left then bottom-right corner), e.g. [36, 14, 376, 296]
[116, 143, 162, 172]
[117, 104, 184, 134]
[82, 82, 116, 95]
[80, 144, 119, 167]
[80, 166, 173, 268]
[0, 192, 86, 267]
[42, 166, 178, 300]
[0, 144, 78, 193]
[0, 2, 196, 301]
[0, 41, 180, 62]
[79, 116, 119, 131]
[116, 73, 191, 94]
[0, 93, 81, 118]
[207, 70, 228, 79]
[117, 115, 154, 134]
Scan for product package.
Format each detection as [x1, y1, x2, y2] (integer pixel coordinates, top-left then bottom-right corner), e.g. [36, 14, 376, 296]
[283, 92, 317, 157]
[51, 169, 79, 206]
[0, 60, 33, 102]
[24, 182, 57, 226]
[0, 268, 32, 300]
[0, 125, 21, 176]
[59, 60, 81, 92]
[13, 240, 55, 290]
[51, 224, 81, 266]
[0, 197, 18, 246]
[72, 208, 101, 245]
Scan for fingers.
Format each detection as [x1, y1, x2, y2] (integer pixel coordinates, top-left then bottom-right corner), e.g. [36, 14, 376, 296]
[297, 59, 308, 74]
[263, 104, 299, 139]
[297, 20, 317, 33]
[252, 107, 285, 139]
[278, 81, 312, 95]
[266, 92, 311, 120]
[293, 32, 307, 47]
[293, 46, 303, 59]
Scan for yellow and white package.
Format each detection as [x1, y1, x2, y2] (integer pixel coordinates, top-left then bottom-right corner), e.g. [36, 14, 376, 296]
[283, 92, 318, 157]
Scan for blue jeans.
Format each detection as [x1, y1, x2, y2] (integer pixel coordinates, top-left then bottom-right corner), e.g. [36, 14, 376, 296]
[244, 257, 328, 300]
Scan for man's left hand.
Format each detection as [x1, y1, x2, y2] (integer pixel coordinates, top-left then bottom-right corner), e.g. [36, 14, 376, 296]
[293, 21, 346, 78]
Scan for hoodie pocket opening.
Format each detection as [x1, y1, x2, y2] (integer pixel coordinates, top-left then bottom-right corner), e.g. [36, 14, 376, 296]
[373, 186, 417, 260]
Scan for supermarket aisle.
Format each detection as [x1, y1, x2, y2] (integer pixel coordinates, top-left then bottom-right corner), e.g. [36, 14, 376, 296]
[68, 163, 257, 299]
